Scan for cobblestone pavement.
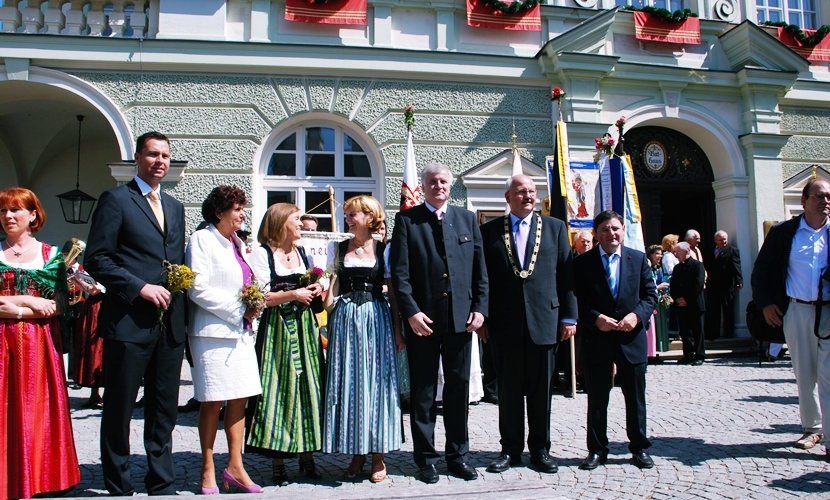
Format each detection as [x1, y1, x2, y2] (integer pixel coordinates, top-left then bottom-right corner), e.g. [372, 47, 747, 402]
[67, 356, 830, 499]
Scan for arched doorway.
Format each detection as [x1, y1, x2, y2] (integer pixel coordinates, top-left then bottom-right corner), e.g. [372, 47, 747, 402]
[623, 126, 715, 255]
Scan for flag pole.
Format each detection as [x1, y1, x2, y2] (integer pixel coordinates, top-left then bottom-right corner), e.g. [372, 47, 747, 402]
[328, 185, 336, 232]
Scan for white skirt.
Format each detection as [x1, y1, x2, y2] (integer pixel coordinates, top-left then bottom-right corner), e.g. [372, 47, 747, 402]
[189, 333, 262, 402]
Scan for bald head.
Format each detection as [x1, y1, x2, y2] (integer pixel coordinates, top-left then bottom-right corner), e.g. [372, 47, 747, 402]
[505, 175, 538, 219]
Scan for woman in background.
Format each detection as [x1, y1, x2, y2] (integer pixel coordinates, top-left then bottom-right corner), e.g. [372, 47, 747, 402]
[0, 187, 80, 498]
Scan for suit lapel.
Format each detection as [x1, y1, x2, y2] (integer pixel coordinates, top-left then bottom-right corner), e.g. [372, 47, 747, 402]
[616, 247, 633, 302]
[161, 191, 178, 238]
[128, 180, 164, 235]
[521, 214, 538, 270]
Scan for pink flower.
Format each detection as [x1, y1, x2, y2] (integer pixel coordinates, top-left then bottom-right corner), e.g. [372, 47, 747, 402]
[550, 87, 566, 101]
[312, 267, 324, 277]
[615, 116, 627, 127]
[405, 105, 415, 114]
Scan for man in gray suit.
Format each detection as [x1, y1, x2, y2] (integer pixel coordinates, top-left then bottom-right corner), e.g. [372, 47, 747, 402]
[391, 162, 489, 483]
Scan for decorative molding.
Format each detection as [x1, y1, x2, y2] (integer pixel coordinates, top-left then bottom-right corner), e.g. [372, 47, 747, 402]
[537, 7, 617, 58]
[718, 20, 809, 73]
[573, 0, 598, 8]
[108, 161, 188, 183]
[713, 0, 737, 22]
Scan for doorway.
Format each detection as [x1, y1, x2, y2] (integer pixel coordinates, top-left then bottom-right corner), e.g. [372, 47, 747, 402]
[623, 126, 715, 255]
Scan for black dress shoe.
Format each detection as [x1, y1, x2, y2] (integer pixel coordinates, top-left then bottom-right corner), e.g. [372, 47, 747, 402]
[691, 359, 704, 366]
[579, 451, 608, 470]
[418, 464, 439, 484]
[486, 453, 521, 473]
[677, 357, 694, 365]
[530, 451, 558, 473]
[632, 451, 654, 469]
[447, 462, 477, 481]
[481, 394, 499, 405]
[177, 397, 201, 413]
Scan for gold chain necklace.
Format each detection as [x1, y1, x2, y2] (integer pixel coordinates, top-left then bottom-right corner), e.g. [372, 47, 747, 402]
[353, 238, 373, 255]
[503, 214, 542, 279]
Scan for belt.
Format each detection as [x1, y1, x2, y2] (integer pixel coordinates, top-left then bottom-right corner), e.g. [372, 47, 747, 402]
[346, 281, 378, 292]
[791, 297, 823, 306]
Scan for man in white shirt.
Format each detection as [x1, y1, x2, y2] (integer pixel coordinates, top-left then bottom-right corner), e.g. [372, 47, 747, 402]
[752, 178, 830, 456]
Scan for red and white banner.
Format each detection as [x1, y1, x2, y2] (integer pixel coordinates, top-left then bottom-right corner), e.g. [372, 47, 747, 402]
[400, 130, 420, 211]
[285, 0, 367, 25]
[633, 12, 700, 44]
[778, 28, 830, 62]
[466, 0, 541, 31]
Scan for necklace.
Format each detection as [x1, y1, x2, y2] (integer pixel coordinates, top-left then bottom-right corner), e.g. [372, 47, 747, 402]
[353, 238, 372, 255]
[503, 214, 542, 279]
[3, 239, 37, 257]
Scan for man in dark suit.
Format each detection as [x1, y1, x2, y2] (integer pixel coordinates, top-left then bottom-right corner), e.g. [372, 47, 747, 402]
[391, 161, 489, 483]
[85, 131, 186, 496]
[671, 242, 707, 365]
[705, 230, 743, 339]
[752, 178, 830, 452]
[573, 211, 657, 470]
[479, 175, 577, 474]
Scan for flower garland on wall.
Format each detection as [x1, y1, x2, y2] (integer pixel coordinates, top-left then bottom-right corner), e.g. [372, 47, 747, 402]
[623, 5, 697, 22]
[763, 21, 830, 46]
[481, 0, 539, 14]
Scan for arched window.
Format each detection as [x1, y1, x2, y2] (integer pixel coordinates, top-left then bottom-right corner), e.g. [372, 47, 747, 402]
[260, 123, 379, 232]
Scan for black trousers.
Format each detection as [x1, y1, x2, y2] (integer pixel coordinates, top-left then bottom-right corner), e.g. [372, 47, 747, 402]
[101, 335, 184, 495]
[492, 323, 555, 456]
[705, 289, 735, 339]
[406, 327, 472, 467]
[584, 341, 650, 454]
[679, 308, 706, 361]
[480, 338, 498, 399]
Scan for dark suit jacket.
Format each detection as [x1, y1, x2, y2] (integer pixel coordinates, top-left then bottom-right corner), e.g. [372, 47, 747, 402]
[391, 203, 488, 334]
[671, 258, 707, 313]
[481, 213, 577, 345]
[85, 179, 186, 343]
[706, 245, 742, 293]
[751, 215, 803, 317]
[573, 246, 657, 364]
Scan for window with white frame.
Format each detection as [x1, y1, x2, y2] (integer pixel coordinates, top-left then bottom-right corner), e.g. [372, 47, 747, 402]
[756, 0, 818, 29]
[261, 124, 378, 232]
[615, 0, 685, 11]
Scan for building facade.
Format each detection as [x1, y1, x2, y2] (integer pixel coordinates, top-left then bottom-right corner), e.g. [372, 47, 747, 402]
[1, 0, 829, 336]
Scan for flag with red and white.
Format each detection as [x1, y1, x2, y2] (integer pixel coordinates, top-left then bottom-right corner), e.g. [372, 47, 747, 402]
[401, 128, 420, 210]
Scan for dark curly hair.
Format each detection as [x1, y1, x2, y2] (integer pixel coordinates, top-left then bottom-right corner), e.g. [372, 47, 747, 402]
[201, 185, 247, 224]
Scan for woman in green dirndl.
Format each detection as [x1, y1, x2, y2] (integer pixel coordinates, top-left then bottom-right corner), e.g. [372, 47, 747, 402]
[247, 203, 325, 486]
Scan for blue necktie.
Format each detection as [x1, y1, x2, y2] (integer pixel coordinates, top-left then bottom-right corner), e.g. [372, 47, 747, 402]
[604, 253, 618, 298]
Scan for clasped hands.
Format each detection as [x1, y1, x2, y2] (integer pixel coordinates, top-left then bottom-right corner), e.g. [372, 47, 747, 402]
[596, 312, 639, 333]
[407, 311, 484, 338]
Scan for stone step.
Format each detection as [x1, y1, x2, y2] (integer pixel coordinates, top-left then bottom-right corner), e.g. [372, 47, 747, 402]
[658, 337, 760, 360]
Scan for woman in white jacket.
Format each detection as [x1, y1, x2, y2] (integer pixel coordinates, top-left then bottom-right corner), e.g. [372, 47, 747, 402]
[186, 186, 263, 495]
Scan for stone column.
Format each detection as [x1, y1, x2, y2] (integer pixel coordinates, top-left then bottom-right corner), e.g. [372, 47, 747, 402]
[21, 0, 44, 34]
[65, 0, 88, 35]
[87, 0, 109, 36]
[44, 0, 66, 34]
[108, 0, 127, 37]
[0, 0, 22, 33]
[130, 2, 149, 38]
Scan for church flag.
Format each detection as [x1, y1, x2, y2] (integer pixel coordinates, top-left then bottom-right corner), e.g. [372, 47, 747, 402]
[546, 119, 570, 223]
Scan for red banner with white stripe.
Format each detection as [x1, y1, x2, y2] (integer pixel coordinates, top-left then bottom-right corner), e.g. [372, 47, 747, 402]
[633, 12, 700, 44]
[285, 0, 367, 25]
[777, 28, 830, 62]
[466, 0, 541, 31]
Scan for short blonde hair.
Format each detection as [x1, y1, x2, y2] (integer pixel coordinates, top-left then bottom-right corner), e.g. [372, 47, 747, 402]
[661, 234, 679, 252]
[343, 195, 384, 232]
[257, 203, 300, 247]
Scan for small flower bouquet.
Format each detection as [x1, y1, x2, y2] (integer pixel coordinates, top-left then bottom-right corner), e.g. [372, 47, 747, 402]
[658, 288, 673, 308]
[550, 87, 566, 102]
[404, 105, 416, 130]
[299, 267, 325, 287]
[615, 116, 627, 129]
[595, 133, 616, 157]
[159, 260, 198, 326]
[239, 283, 267, 311]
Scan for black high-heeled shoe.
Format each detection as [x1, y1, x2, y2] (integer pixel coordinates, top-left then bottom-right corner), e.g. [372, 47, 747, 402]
[298, 457, 323, 480]
[272, 463, 289, 487]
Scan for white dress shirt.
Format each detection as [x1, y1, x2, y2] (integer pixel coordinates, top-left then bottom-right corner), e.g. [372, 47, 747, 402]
[786, 217, 830, 301]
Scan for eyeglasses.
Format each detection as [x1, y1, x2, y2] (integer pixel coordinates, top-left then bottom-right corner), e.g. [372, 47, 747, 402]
[809, 193, 830, 202]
